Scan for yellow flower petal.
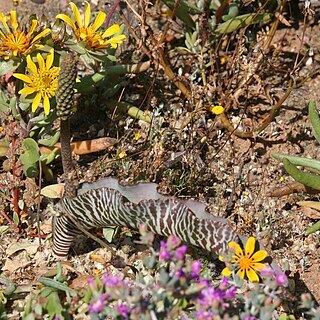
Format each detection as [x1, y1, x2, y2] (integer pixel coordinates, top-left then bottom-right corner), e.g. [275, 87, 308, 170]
[218, 255, 224, 262]
[56, 14, 77, 31]
[37, 52, 45, 70]
[221, 267, 233, 277]
[10, 11, 19, 31]
[0, 14, 10, 33]
[83, 1, 91, 28]
[19, 87, 36, 95]
[91, 11, 106, 31]
[13, 73, 32, 83]
[70, 1, 83, 28]
[46, 49, 54, 69]
[245, 237, 256, 257]
[43, 95, 50, 115]
[229, 241, 243, 258]
[250, 250, 268, 263]
[246, 267, 259, 282]
[31, 28, 51, 44]
[103, 24, 120, 37]
[237, 268, 245, 279]
[251, 262, 267, 271]
[27, 55, 38, 74]
[105, 34, 126, 48]
[28, 20, 37, 36]
[31, 92, 41, 112]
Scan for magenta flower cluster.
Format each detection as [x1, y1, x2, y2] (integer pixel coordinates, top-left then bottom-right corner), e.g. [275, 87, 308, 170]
[159, 235, 188, 261]
[196, 277, 236, 319]
[86, 235, 294, 320]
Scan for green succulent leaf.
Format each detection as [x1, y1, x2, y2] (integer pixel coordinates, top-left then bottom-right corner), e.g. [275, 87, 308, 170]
[0, 59, 20, 76]
[45, 291, 63, 318]
[308, 100, 320, 144]
[272, 154, 320, 171]
[38, 131, 60, 147]
[19, 138, 40, 177]
[282, 158, 320, 191]
[162, 0, 201, 28]
[38, 278, 77, 296]
[222, 3, 239, 22]
[0, 90, 10, 112]
[305, 220, 320, 235]
[216, 13, 271, 34]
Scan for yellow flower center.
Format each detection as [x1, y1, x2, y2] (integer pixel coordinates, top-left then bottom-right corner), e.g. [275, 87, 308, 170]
[1, 31, 30, 55]
[75, 27, 105, 48]
[238, 256, 252, 270]
[29, 67, 59, 97]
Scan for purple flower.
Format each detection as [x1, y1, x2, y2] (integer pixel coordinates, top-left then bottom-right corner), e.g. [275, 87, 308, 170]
[89, 293, 109, 313]
[88, 278, 95, 290]
[260, 265, 274, 277]
[175, 269, 186, 279]
[198, 287, 224, 308]
[242, 315, 256, 320]
[103, 274, 123, 288]
[220, 277, 229, 290]
[159, 241, 171, 260]
[117, 303, 130, 318]
[225, 286, 236, 299]
[174, 245, 187, 260]
[198, 279, 211, 286]
[196, 310, 214, 320]
[191, 260, 202, 278]
[275, 273, 288, 287]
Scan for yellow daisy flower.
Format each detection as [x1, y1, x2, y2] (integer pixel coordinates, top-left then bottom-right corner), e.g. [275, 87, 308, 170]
[56, 1, 126, 50]
[0, 10, 51, 60]
[13, 49, 59, 115]
[220, 237, 267, 283]
[211, 105, 225, 115]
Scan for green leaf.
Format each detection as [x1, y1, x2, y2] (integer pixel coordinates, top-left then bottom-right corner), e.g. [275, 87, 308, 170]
[45, 291, 62, 319]
[222, 3, 239, 22]
[20, 138, 40, 164]
[216, 13, 271, 34]
[0, 226, 10, 234]
[40, 148, 60, 166]
[40, 184, 64, 199]
[308, 100, 320, 144]
[13, 211, 19, 225]
[272, 154, 320, 171]
[102, 226, 118, 243]
[305, 220, 320, 235]
[38, 278, 77, 296]
[161, 0, 198, 28]
[282, 158, 320, 190]
[38, 131, 60, 147]
[0, 90, 9, 112]
[0, 59, 20, 76]
[20, 138, 40, 178]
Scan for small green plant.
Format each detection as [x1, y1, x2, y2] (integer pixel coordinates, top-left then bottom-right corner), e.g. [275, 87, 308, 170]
[273, 100, 320, 234]
[0, 1, 127, 225]
[36, 229, 318, 319]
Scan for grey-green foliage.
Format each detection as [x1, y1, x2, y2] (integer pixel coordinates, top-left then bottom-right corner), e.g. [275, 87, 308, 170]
[272, 100, 320, 234]
[23, 263, 73, 320]
[19, 138, 40, 178]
